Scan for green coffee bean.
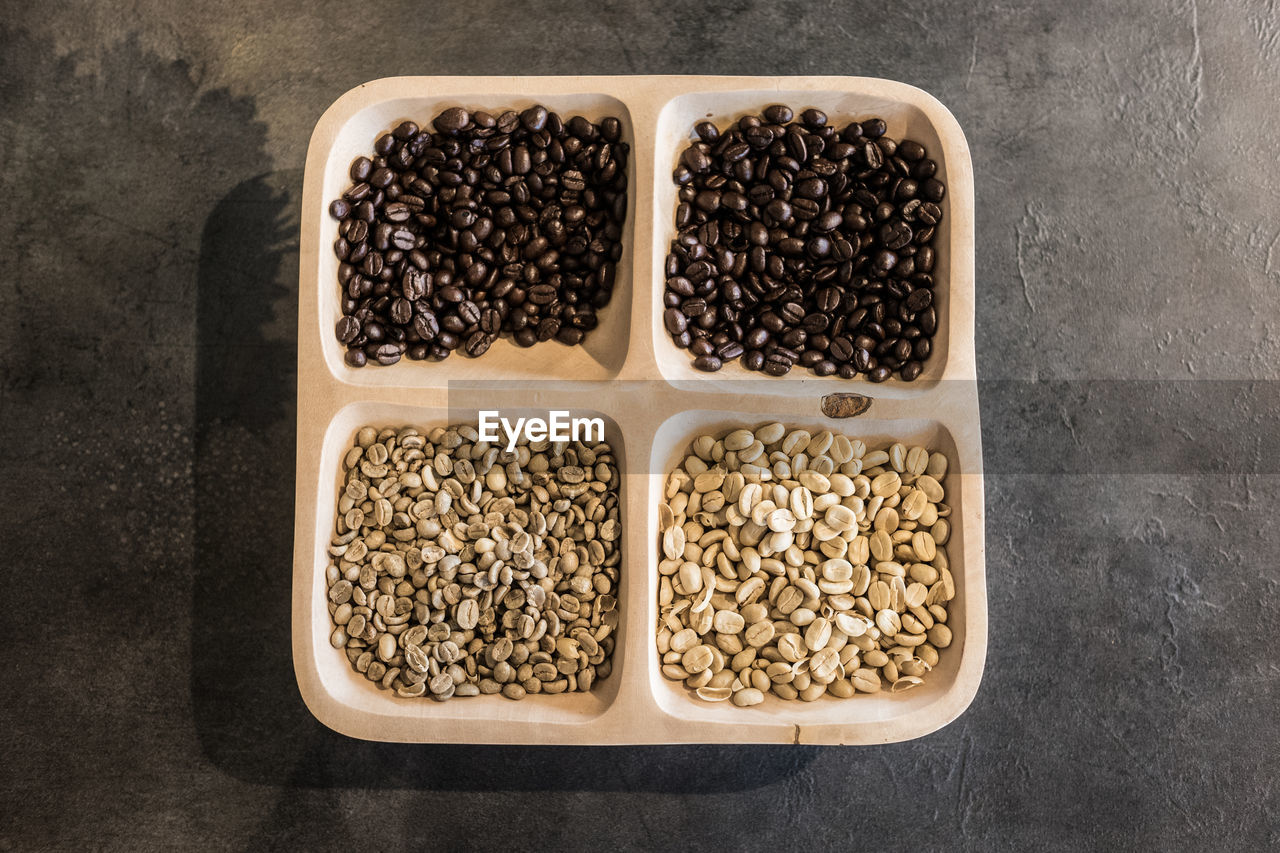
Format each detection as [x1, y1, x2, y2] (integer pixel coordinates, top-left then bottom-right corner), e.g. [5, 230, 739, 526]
[657, 426, 956, 704]
[325, 424, 620, 701]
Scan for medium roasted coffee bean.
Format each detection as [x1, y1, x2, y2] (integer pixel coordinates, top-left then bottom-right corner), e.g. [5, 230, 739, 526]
[662, 106, 944, 381]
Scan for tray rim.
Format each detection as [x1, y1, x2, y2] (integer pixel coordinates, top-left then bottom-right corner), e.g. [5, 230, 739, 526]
[294, 74, 985, 745]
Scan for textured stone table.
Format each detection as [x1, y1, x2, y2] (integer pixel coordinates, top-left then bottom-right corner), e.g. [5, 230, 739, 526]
[1, 1, 1276, 849]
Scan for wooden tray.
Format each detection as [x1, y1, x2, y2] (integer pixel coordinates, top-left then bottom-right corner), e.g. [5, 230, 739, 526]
[293, 76, 985, 744]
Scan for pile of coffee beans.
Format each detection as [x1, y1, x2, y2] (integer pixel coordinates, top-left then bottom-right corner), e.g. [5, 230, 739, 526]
[329, 106, 629, 367]
[657, 425, 955, 704]
[663, 106, 945, 381]
[327, 425, 621, 700]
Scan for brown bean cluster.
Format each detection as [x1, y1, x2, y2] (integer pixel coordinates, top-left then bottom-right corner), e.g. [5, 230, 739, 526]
[329, 106, 629, 367]
[664, 105, 945, 381]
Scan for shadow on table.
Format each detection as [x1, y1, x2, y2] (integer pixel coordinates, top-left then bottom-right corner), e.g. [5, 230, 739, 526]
[190, 173, 820, 793]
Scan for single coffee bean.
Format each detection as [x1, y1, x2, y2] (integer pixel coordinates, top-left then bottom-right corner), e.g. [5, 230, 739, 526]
[463, 331, 494, 357]
[434, 107, 470, 133]
[693, 354, 723, 372]
[336, 316, 360, 344]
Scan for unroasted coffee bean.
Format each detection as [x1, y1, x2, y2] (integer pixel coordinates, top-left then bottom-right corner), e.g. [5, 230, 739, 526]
[330, 105, 629, 365]
[327, 424, 622, 699]
[658, 425, 955, 702]
[663, 106, 944, 381]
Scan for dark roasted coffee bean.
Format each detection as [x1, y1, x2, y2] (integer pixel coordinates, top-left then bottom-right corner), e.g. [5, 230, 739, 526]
[905, 287, 932, 313]
[716, 341, 745, 361]
[763, 104, 794, 124]
[898, 140, 925, 161]
[556, 325, 584, 345]
[520, 105, 548, 131]
[335, 316, 360, 344]
[919, 306, 937, 335]
[433, 107, 470, 133]
[692, 354, 723, 372]
[402, 268, 427, 301]
[457, 300, 481, 325]
[682, 298, 708, 318]
[800, 108, 827, 129]
[463, 331, 494, 357]
[880, 220, 913, 250]
[763, 356, 792, 376]
[861, 142, 883, 170]
[862, 118, 887, 138]
[390, 298, 412, 325]
[373, 343, 403, 365]
[390, 227, 416, 250]
[664, 307, 688, 335]
[349, 157, 373, 183]
[414, 311, 439, 341]
[536, 317, 561, 341]
[694, 120, 720, 142]
[829, 336, 854, 362]
[682, 146, 711, 173]
[909, 156, 936, 179]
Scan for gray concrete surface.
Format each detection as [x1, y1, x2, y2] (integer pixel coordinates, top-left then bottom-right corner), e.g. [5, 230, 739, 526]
[2, 0, 1278, 849]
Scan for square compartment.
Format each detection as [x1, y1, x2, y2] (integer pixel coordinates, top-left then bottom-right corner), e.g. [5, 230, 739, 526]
[645, 408, 985, 743]
[649, 82, 974, 398]
[304, 82, 637, 388]
[293, 399, 633, 742]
